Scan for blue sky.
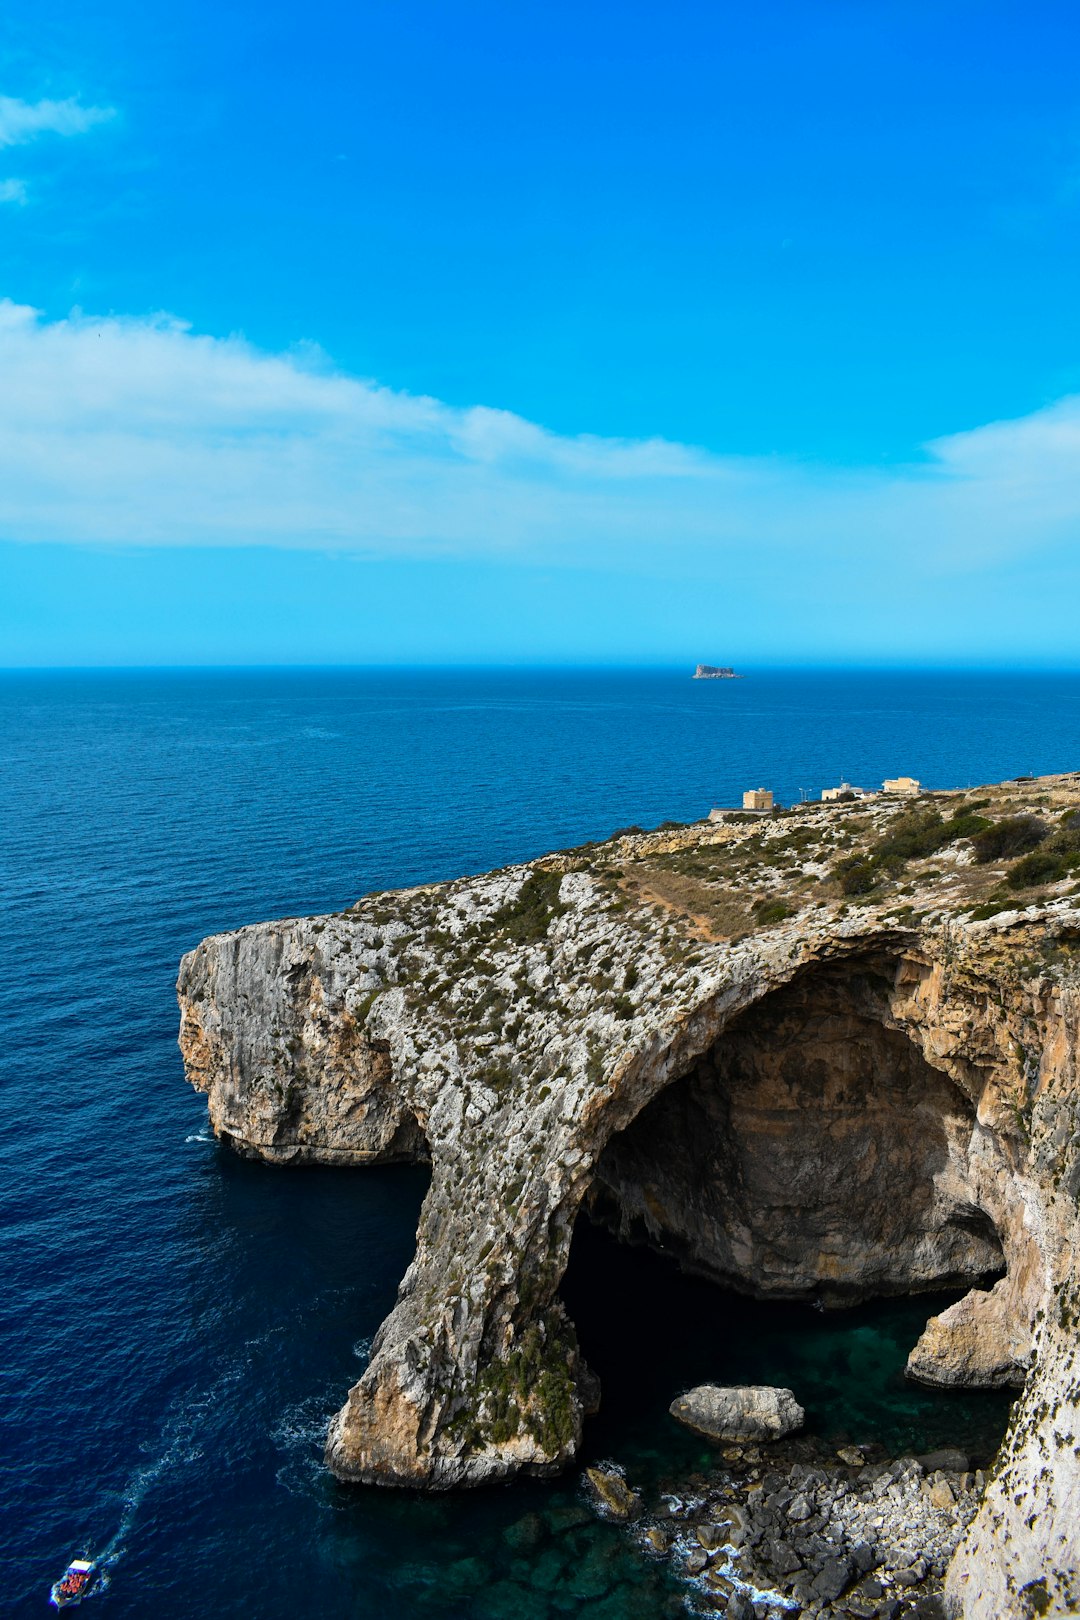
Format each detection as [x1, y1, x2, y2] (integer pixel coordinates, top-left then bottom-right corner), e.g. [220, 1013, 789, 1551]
[2, 0, 1080, 665]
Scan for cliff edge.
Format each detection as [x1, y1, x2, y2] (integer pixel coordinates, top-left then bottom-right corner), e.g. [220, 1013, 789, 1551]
[178, 773, 1080, 1619]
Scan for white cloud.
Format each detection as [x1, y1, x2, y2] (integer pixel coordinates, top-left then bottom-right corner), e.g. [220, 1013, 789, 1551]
[0, 178, 27, 204]
[0, 94, 115, 148]
[0, 298, 1078, 588]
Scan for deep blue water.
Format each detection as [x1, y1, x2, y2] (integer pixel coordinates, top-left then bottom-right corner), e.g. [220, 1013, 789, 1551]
[4, 666, 1077, 1618]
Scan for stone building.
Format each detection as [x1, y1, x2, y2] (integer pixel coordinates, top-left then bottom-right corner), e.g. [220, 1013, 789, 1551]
[821, 781, 866, 802]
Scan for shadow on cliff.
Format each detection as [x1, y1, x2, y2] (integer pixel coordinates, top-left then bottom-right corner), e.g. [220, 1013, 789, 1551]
[587, 951, 1006, 1305]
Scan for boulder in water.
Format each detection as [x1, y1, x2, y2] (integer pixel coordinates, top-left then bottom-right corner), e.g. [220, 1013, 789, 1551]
[669, 1383, 805, 1443]
[583, 1464, 642, 1521]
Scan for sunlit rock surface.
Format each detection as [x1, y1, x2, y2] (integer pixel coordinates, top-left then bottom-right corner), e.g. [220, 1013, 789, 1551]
[669, 1383, 805, 1442]
[178, 772, 1080, 1616]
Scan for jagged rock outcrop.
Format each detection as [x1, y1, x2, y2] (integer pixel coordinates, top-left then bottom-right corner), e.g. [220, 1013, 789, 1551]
[906, 1279, 1031, 1389]
[177, 775, 1080, 1616]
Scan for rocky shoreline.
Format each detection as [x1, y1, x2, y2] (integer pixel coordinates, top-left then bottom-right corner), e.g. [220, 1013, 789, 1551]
[586, 1435, 995, 1619]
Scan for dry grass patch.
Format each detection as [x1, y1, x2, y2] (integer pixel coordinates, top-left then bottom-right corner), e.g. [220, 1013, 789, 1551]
[626, 866, 755, 940]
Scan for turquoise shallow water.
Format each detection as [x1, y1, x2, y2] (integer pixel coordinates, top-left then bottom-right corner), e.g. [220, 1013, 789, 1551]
[563, 1220, 1011, 1479]
[4, 667, 1068, 1616]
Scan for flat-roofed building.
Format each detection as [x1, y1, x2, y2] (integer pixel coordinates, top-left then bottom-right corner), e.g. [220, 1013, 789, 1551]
[882, 775, 921, 796]
[821, 781, 865, 802]
[742, 788, 774, 811]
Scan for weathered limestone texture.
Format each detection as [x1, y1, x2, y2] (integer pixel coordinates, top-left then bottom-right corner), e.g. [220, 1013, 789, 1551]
[178, 776, 1080, 1615]
[906, 1279, 1031, 1389]
[669, 1384, 805, 1442]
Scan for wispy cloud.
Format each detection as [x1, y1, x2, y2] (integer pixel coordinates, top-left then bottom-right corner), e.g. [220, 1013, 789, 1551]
[0, 299, 1078, 600]
[0, 93, 115, 148]
[0, 178, 27, 204]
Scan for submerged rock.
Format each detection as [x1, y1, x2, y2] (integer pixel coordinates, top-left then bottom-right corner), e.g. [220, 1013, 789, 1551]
[669, 1383, 805, 1443]
[917, 1448, 970, 1473]
[584, 1464, 642, 1521]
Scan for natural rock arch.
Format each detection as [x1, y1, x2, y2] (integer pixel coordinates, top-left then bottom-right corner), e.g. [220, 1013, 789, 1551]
[317, 941, 1035, 1494]
[178, 852, 1080, 1617]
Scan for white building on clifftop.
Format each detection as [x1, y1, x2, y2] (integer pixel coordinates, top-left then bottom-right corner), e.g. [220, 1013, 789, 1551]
[821, 781, 867, 802]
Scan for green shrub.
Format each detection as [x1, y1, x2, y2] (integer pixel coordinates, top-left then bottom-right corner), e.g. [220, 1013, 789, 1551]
[585, 1037, 606, 1086]
[753, 898, 791, 925]
[491, 869, 567, 943]
[479, 1062, 515, 1091]
[831, 807, 993, 896]
[1048, 818, 1080, 855]
[833, 855, 877, 895]
[1007, 850, 1066, 891]
[973, 815, 1049, 863]
[875, 808, 991, 864]
[942, 810, 995, 842]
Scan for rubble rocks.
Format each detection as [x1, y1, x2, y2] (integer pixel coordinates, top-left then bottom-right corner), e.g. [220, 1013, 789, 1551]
[611, 1435, 988, 1617]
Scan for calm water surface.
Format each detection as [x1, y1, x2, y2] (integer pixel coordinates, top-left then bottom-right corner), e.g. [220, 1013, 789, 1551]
[5, 667, 1075, 1617]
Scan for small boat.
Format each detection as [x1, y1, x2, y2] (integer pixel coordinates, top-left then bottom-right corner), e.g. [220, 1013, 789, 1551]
[50, 1558, 97, 1608]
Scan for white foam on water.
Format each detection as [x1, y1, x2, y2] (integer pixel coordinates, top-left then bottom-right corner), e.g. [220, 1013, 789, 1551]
[184, 1132, 214, 1144]
[672, 1521, 799, 1618]
[270, 1390, 339, 1501]
[270, 1392, 334, 1454]
[93, 1394, 213, 1577]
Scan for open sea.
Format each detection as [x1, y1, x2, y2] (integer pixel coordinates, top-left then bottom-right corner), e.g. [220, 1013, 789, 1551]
[4, 666, 1079, 1618]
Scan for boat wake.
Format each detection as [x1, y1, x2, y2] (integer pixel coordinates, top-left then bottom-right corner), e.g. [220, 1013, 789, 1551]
[58, 1350, 258, 1599]
[85, 1399, 209, 1590]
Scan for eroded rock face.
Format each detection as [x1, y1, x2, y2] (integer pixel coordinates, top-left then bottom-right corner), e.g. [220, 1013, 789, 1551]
[669, 1384, 805, 1442]
[907, 1279, 1031, 1389]
[588, 957, 1007, 1304]
[177, 783, 1080, 1616]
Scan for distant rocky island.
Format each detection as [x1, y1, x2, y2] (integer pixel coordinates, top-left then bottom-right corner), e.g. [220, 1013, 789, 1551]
[178, 771, 1080, 1618]
[693, 663, 743, 679]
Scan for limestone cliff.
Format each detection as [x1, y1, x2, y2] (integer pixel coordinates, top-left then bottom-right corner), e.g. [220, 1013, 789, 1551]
[178, 774, 1080, 1618]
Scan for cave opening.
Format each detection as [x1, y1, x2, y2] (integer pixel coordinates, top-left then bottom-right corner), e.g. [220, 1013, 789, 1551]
[560, 951, 1013, 1471]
